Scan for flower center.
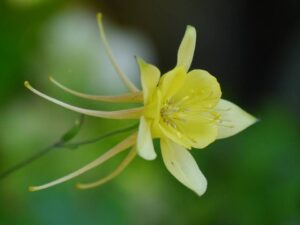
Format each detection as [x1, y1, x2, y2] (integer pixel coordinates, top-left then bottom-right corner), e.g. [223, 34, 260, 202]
[160, 94, 221, 130]
[160, 96, 190, 129]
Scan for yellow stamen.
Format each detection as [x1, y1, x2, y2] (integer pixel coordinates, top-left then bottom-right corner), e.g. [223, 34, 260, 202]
[97, 13, 139, 93]
[24, 81, 143, 119]
[76, 147, 136, 189]
[29, 133, 137, 192]
[49, 76, 143, 103]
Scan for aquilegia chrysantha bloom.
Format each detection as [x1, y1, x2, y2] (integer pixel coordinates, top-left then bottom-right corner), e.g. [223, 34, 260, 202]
[25, 13, 257, 196]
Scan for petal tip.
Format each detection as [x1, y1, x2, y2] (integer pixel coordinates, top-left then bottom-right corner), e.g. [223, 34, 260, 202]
[28, 186, 37, 192]
[194, 180, 207, 197]
[137, 117, 157, 160]
[247, 113, 259, 126]
[24, 81, 31, 89]
[136, 56, 147, 67]
[139, 153, 157, 161]
[177, 25, 197, 71]
[216, 99, 259, 139]
[96, 13, 103, 21]
[137, 141, 157, 161]
[75, 183, 84, 190]
[254, 116, 260, 123]
[186, 25, 196, 33]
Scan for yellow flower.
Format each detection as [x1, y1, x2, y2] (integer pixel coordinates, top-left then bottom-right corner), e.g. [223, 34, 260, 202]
[25, 13, 257, 196]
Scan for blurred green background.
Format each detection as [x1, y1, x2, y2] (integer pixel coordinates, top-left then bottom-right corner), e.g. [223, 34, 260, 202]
[1, 0, 300, 225]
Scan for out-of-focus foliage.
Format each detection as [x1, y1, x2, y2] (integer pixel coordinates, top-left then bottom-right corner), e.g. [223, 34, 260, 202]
[0, 0, 299, 225]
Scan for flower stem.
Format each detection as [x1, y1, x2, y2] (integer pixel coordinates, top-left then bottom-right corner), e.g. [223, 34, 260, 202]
[0, 123, 138, 180]
[64, 123, 138, 148]
[0, 142, 61, 180]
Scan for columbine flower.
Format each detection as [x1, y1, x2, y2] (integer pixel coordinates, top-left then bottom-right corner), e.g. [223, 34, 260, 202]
[25, 13, 257, 196]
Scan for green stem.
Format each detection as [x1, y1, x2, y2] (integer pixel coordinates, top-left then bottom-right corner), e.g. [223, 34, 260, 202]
[0, 123, 138, 180]
[0, 142, 61, 180]
[63, 123, 138, 148]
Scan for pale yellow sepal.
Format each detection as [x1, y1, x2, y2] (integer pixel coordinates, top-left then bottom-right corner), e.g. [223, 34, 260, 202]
[136, 57, 160, 104]
[216, 99, 258, 139]
[97, 13, 139, 93]
[29, 133, 137, 192]
[25, 81, 143, 120]
[76, 147, 137, 189]
[160, 139, 207, 196]
[137, 117, 157, 160]
[49, 76, 143, 103]
[176, 25, 196, 71]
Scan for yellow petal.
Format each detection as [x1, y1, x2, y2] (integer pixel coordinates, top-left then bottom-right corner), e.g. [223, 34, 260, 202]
[216, 99, 258, 139]
[29, 133, 137, 192]
[180, 116, 218, 149]
[157, 69, 220, 148]
[158, 122, 192, 149]
[137, 117, 157, 160]
[49, 76, 143, 103]
[136, 57, 160, 104]
[158, 67, 187, 100]
[176, 25, 196, 71]
[24, 81, 143, 119]
[143, 89, 161, 121]
[174, 69, 221, 109]
[160, 139, 207, 196]
[158, 109, 218, 149]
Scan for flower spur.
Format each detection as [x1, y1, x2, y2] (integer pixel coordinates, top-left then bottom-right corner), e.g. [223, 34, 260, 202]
[25, 13, 257, 196]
